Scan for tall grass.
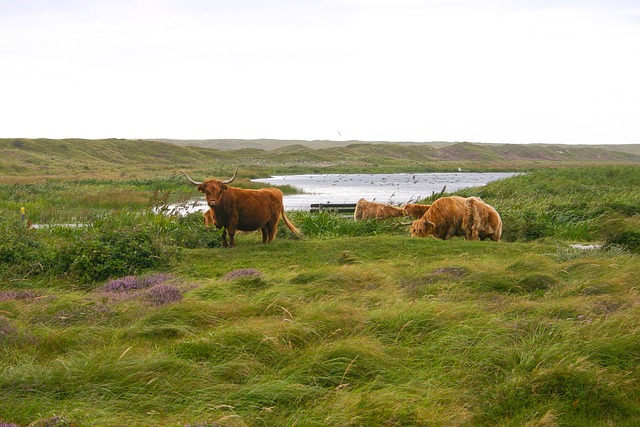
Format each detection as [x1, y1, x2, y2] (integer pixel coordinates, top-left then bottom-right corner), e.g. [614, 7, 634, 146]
[290, 211, 407, 238]
[1, 165, 639, 426]
[3, 236, 638, 426]
[451, 165, 640, 246]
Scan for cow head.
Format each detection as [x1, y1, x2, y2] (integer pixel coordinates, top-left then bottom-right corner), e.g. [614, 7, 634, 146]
[182, 168, 238, 207]
[410, 219, 436, 237]
[403, 203, 431, 219]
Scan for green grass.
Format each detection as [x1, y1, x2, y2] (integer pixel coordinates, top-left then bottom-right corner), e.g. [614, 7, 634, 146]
[1, 164, 639, 426]
[2, 236, 638, 426]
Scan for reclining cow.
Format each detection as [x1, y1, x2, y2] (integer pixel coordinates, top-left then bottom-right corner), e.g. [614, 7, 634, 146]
[354, 198, 406, 220]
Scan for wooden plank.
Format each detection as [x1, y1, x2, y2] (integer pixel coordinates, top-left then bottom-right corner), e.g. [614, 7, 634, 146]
[310, 203, 357, 213]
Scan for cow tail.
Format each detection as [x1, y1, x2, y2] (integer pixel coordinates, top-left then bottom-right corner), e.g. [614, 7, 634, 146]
[465, 197, 480, 240]
[353, 204, 361, 220]
[494, 211, 503, 242]
[282, 207, 303, 237]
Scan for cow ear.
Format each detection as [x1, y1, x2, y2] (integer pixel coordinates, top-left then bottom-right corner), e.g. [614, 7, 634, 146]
[221, 184, 229, 192]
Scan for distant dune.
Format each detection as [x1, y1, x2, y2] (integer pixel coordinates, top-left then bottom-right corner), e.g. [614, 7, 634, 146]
[1, 138, 638, 181]
[152, 138, 457, 151]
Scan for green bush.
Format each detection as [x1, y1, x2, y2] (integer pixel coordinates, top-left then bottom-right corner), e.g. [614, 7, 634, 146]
[0, 212, 181, 284]
[144, 211, 221, 248]
[0, 220, 60, 279]
[68, 226, 164, 283]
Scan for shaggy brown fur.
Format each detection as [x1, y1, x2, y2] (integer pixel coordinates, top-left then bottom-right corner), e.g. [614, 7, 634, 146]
[203, 209, 215, 227]
[354, 198, 406, 220]
[187, 173, 301, 247]
[403, 203, 431, 219]
[465, 197, 502, 241]
[410, 196, 468, 239]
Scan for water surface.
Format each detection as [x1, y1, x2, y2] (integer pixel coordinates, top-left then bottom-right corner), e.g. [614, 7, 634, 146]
[253, 172, 517, 210]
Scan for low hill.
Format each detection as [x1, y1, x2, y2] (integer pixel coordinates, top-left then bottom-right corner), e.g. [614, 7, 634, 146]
[1, 138, 638, 181]
[152, 138, 457, 151]
[156, 138, 640, 154]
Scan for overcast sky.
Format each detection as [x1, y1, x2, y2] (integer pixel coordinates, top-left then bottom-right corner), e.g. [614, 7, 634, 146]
[1, 0, 639, 144]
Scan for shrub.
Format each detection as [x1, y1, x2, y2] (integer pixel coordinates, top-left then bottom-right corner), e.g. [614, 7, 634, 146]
[0, 213, 178, 284]
[0, 290, 38, 302]
[145, 284, 183, 305]
[157, 212, 221, 248]
[0, 220, 50, 278]
[102, 273, 175, 292]
[223, 268, 263, 280]
[68, 226, 165, 283]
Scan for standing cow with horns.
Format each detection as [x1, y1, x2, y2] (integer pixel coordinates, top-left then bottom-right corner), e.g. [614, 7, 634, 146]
[182, 168, 302, 247]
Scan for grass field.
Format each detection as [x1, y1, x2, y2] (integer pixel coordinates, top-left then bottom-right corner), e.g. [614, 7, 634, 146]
[0, 146, 639, 426]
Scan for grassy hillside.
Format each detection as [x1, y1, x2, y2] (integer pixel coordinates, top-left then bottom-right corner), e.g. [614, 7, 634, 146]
[152, 138, 457, 151]
[0, 138, 231, 181]
[1, 138, 638, 182]
[156, 138, 640, 155]
[1, 165, 639, 426]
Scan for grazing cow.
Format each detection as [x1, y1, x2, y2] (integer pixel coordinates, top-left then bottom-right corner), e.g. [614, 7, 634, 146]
[353, 198, 406, 220]
[465, 197, 502, 241]
[403, 203, 431, 219]
[409, 196, 469, 239]
[203, 209, 215, 227]
[183, 169, 302, 247]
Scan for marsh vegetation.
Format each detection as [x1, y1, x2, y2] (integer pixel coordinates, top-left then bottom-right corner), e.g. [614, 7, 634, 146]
[0, 139, 639, 426]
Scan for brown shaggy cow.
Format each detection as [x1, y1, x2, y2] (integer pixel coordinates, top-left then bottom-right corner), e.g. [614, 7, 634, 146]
[465, 197, 502, 241]
[203, 209, 215, 227]
[409, 196, 469, 239]
[403, 203, 431, 219]
[354, 198, 406, 220]
[183, 169, 302, 247]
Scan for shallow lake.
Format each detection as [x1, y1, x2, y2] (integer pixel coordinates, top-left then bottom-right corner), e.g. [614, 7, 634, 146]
[177, 172, 517, 213]
[254, 172, 517, 210]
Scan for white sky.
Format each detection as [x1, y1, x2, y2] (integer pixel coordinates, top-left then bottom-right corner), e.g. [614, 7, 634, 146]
[1, 0, 639, 144]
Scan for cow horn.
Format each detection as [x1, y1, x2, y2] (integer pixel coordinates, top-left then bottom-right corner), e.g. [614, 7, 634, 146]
[181, 171, 202, 186]
[222, 166, 239, 184]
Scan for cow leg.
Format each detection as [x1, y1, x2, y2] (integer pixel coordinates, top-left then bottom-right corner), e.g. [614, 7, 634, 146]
[228, 228, 237, 248]
[221, 229, 229, 248]
[267, 219, 279, 243]
[261, 227, 269, 244]
[471, 227, 480, 240]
